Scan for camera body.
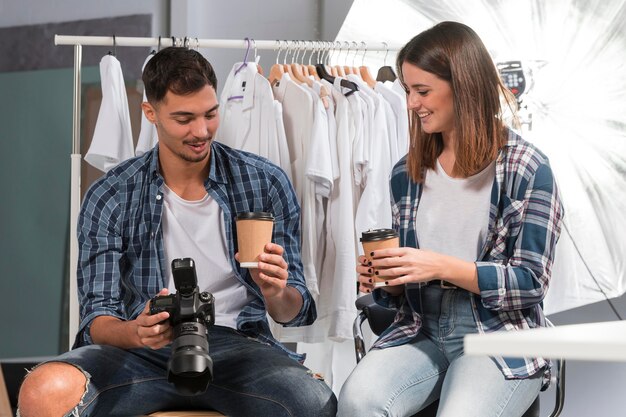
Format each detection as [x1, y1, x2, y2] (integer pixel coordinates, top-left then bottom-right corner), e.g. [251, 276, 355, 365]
[150, 258, 215, 395]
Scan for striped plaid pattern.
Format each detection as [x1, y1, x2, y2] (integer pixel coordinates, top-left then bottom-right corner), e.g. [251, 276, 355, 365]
[373, 129, 563, 380]
[75, 142, 313, 361]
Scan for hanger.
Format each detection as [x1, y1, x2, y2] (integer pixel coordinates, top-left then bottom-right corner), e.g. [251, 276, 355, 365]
[315, 63, 358, 96]
[227, 38, 253, 101]
[307, 41, 321, 81]
[269, 40, 285, 86]
[290, 41, 314, 86]
[347, 41, 361, 76]
[250, 39, 263, 75]
[149, 36, 162, 55]
[108, 34, 117, 56]
[234, 38, 251, 76]
[333, 41, 347, 77]
[358, 42, 377, 88]
[376, 42, 397, 82]
[342, 41, 354, 75]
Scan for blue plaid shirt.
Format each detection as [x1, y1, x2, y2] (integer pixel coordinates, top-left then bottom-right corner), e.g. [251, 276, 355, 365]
[373, 129, 563, 381]
[75, 141, 315, 361]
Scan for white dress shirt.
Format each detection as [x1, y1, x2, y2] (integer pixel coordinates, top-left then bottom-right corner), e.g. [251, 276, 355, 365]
[217, 62, 289, 176]
[135, 53, 158, 157]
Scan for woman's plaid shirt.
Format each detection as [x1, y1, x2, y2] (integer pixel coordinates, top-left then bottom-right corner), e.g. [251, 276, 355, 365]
[373, 129, 564, 381]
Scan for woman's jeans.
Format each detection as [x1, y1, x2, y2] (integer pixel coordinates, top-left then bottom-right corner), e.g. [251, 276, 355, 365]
[26, 326, 336, 417]
[338, 286, 542, 417]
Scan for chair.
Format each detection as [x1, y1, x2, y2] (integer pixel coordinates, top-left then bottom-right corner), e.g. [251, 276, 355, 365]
[353, 293, 566, 417]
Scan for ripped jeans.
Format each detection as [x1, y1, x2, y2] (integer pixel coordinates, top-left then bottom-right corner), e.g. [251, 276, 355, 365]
[21, 326, 336, 417]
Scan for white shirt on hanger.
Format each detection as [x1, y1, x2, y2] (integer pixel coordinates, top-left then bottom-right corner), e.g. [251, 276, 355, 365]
[85, 54, 134, 172]
[135, 53, 159, 156]
[217, 61, 290, 177]
[376, 80, 409, 161]
[320, 82, 360, 341]
[272, 100, 293, 183]
[347, 74, 393, 244]
[271, 73, 320, 319]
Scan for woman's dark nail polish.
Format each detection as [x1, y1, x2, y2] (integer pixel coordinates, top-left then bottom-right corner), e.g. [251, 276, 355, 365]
[374, 271, 379, 275]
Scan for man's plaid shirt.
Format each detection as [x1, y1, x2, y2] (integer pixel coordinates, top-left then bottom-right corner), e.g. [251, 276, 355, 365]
[75, 142, 314, 362]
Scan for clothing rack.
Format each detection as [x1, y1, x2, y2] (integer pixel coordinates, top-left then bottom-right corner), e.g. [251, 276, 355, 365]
[54, 34, 401, 346]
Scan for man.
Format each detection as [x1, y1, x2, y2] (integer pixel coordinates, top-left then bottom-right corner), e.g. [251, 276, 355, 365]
[18, 47, 336, 417]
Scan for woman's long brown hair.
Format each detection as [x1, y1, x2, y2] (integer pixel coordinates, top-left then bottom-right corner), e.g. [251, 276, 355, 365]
[397, 21, 517, 182]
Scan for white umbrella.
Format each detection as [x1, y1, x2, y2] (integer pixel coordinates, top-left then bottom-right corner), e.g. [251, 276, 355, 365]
[337, 0, 626, 315]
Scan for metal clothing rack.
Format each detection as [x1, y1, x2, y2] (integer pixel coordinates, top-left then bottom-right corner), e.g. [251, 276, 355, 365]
[54, 34, 401, 346]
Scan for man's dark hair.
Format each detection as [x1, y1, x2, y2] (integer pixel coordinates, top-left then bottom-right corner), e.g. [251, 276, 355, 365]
[142, 47, 218, 104]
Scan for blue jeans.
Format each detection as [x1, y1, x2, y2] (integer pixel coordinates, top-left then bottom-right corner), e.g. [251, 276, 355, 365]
[33, 326, 336, 417]
[337, 287, 542, 417]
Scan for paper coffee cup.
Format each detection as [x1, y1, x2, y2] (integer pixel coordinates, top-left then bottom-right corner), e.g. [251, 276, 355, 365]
[360, 228, 399, 287]
[236, 212, 274, 268]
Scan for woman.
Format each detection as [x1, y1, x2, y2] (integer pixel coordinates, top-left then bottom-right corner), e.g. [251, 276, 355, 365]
[337, 21, 563, 417]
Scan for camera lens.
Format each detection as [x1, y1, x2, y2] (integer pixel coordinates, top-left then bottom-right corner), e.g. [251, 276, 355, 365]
[167, 322, 213, 395]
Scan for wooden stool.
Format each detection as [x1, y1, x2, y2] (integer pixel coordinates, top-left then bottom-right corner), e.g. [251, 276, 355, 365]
[149, 412, 225, 416]
[0, 365, 13, 417]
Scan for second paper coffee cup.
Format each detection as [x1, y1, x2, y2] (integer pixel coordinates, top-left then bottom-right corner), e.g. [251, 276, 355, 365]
[360, 228, 399, 287]
[236, 212, 274, 268]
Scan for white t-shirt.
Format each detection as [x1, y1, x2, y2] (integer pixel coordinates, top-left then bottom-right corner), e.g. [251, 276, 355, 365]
[85, 54, 134, 172]
[161, 185, 253, 329]
[416, 160, 496, 262]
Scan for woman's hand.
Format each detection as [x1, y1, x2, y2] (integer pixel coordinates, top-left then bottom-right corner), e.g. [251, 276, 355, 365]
[369, 247, 480, 294]
[356, 255, 376, 293]
[369, 247, 443, 286]
[356, 255, 403, 295]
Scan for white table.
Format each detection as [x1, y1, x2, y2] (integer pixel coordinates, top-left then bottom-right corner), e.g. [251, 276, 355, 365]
[464, 320, 626, 362]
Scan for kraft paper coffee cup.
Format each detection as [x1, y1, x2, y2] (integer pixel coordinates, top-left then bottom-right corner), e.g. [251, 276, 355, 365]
[236, 212, 274, 268]
[360, 228, 399, 287]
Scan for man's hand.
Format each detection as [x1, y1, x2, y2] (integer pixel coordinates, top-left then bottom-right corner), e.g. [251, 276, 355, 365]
[135, 288, 173, 349]
[236, 242, 288, 298]
[90, 288, 173, 349]
[236, 242, 302, 323]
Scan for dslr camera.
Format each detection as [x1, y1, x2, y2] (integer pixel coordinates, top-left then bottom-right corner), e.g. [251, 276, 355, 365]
[150, 258, 215, 395]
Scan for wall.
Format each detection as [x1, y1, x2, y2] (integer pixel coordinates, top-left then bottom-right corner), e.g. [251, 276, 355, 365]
[168, 0, 354, 95]
[0, 7, 162, 358]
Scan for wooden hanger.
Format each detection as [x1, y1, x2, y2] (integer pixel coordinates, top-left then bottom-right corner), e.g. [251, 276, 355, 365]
[269, 40, 287, 86]
[360, 66, 377, 89]
[268, 63, 284, 86]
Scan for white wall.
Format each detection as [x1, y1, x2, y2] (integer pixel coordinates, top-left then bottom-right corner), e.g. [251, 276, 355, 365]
[169, 0, 321, 93]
